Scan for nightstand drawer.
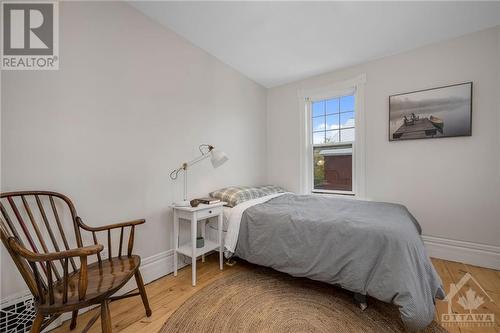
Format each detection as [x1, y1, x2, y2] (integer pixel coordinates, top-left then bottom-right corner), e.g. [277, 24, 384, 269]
[197, 206, 223, 220]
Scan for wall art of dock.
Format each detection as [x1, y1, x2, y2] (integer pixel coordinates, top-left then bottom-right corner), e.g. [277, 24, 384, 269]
[392, 116, 444, 140]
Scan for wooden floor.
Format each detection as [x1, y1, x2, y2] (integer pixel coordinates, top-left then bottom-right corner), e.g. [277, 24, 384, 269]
[50, 255, 500, 333]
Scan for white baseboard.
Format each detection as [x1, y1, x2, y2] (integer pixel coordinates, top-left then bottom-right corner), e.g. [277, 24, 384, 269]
[118, 249, 187, 295]
[422, 235, 500, 270]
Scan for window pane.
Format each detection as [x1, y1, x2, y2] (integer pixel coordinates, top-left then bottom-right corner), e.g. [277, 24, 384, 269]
[313, 146, 352, 191]
[312, 101, 325, 117]
[340, 95, 354, 112]
[313, 117, 326, 131]
[340, 128, 355, 142]
[326, 114, 339, 131]
[340, 112, 355, 128]
[325, 130, 340, 143]
[313, 147, 326, 189]
[313, 131, 325, 144]
[326, 98, 339, 115]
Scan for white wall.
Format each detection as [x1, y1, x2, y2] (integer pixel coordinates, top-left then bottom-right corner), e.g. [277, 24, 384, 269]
[1, 4, 498, 300]
[267, 27, 500, 254]
[0, 2, 267, 298]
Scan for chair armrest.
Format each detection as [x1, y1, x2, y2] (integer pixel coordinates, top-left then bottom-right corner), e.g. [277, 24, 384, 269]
[8, 237, 103, 262]
[77, 217, 145, 232]
[77, 217, 144, 257]
[9, 237, 101, 303]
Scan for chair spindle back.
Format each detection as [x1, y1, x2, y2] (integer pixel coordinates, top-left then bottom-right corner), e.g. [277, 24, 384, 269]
[0, 191, 82, 304]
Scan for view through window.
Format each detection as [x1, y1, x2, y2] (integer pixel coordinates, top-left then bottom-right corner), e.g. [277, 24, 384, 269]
[312, 94, 355, 193]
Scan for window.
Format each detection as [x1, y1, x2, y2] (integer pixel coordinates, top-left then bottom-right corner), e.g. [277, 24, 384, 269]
[311, 94, 355, 194]
[299, 74, 365, 198]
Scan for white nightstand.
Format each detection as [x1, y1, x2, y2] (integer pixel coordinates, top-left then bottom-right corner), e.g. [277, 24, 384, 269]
[172, 202, 225, 286]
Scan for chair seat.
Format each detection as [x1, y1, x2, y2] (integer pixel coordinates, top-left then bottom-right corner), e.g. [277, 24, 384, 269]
[39, 255, 140, 313]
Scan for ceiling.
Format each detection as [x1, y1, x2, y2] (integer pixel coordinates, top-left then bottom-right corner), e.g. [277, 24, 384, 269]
[130, 1, 500, 88]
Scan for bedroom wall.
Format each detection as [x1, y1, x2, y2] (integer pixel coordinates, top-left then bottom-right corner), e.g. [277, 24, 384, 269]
[0, 2, 267, 298]
[267, 26, 500, 267]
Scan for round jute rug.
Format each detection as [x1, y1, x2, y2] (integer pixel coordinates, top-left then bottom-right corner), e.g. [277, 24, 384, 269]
[160, 269, 446, 333]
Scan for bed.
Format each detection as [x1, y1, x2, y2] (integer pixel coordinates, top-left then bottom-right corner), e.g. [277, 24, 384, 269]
[208, 189, 445, 331]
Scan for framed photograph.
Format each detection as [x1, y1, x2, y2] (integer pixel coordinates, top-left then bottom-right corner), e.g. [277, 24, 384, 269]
[389, 82, 472, 141]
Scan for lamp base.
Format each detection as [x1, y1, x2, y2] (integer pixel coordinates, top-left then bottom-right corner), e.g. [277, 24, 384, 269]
[173, 200, 191, 207]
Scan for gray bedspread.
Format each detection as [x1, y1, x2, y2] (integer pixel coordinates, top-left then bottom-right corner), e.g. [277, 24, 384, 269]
[234, 194, 445, 331]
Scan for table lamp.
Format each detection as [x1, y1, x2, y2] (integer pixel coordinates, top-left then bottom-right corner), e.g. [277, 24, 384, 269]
[170, 144, 228, 206]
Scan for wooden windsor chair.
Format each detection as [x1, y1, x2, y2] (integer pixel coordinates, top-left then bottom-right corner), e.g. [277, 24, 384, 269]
[0, 191, 152, 333]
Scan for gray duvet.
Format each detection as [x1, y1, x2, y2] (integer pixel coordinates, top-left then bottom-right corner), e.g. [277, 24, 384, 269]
[234, 194, 445, 331]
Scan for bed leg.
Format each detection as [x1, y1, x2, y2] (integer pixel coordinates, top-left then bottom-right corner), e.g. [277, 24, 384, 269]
[354, 293, 368, 311]
[225, 258, 237, 267]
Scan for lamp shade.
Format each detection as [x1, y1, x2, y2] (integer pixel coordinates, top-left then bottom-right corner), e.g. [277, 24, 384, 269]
[210, 149, 228, 168]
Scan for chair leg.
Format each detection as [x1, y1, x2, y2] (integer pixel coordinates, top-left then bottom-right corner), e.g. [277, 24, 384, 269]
[134, 270, 152, 317]
[69, 310, 78, 330]
[30, 311, 44, 333]
[100, 300, 112, 333]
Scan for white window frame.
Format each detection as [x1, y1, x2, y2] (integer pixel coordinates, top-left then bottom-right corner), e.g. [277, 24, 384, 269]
[298, 74, 366, 199]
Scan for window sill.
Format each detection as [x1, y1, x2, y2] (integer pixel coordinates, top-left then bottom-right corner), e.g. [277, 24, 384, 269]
[311, 190, 355, 197]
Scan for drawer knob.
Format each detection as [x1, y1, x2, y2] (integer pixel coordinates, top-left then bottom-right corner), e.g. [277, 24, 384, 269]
[208, 210, 212, 214]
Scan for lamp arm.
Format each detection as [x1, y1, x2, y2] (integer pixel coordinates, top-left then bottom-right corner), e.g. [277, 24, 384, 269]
[169, 144, 224, 202]
[185, 152, 210, 168]
[169, 147, 212, 180]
